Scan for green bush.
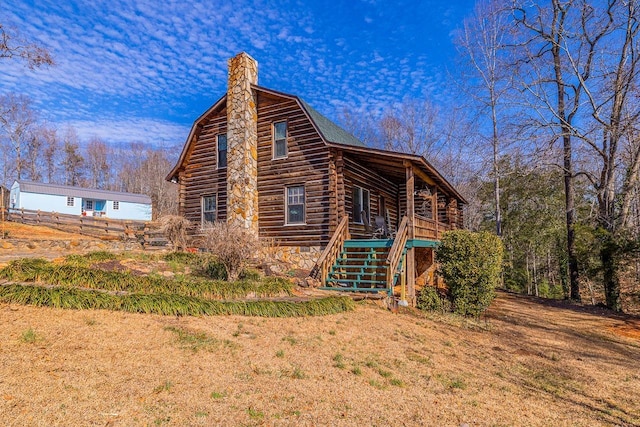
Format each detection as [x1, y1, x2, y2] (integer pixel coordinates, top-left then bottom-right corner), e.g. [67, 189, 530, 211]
[436, 230, 503, 317]
[201, 259, 228, 280]
[416, 286, 450, 313]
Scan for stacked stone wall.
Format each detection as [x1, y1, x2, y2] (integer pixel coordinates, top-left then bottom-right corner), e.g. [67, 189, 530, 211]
[226, 52, 259, 236]
[261, 245, 322, 271]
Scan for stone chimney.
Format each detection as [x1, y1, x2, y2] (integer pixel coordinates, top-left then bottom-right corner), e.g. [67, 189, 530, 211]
[226, 52, 259, 235]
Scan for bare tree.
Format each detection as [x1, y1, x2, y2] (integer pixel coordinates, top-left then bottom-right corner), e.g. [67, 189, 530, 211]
[24, 130, 42, 181]
[61, 128, 84, 186]
[86, 137, 110, 189]
[137, 149, 178, 218]
[341, 99, 470, 174]
[569, 0, 640, 311]
[512, 0, 615, 302]
[379, 100, 442, 157]
[513, 0, 640, 310]
[0, 23, 53, 69]
[40, 126, 59, 183]
[115, 142, 146, 193]
[110, 142, 178, 217]
[455, 0, 513, 237]
[0, 94, 36, 181]
[340, 101, 479, 228]
[339, 107, 379, 145]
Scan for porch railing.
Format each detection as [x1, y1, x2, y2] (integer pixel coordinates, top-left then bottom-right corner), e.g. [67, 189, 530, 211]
[414, 214, 450, 240]
[386, 216, 409, 289]
[310, 216, 349, 283]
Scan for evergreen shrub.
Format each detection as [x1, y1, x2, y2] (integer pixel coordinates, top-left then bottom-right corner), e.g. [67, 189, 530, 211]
[416, 285, 450, 313]
[435, 230, 503, 317]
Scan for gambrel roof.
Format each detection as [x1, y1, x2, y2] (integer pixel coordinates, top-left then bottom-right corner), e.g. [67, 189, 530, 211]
[166, 86, 465, 203]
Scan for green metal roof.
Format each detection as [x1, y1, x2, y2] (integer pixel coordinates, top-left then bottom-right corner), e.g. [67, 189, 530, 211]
[298, 99, 365, 148]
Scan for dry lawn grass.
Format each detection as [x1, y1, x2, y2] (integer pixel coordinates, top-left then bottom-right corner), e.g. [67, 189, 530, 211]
[1, 292, 639, 426]
[0, 221, 91, 240]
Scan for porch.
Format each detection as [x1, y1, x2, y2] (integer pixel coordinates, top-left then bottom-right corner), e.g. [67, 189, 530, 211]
[313, 147, 464, 306]
[311, 215, 449, 305]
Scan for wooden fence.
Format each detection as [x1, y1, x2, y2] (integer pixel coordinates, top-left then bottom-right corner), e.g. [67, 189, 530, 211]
[2, 208, 169, 249]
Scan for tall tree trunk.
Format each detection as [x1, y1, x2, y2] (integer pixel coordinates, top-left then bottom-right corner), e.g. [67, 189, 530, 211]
[533, 250, 539, 297]
[526, 250, 532, 295]
[491, 96, 502, 237]
[563, 134, 580, 301]
[548, 1, 579, 300]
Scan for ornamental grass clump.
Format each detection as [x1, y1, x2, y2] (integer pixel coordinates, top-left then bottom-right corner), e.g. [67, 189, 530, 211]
[0, 284, 354, 317]
[0, 259, 294, 300]
[435, 230, 503, 317]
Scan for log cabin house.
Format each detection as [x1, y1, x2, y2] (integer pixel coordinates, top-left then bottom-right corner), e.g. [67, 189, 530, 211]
[167, 52, 465, 305]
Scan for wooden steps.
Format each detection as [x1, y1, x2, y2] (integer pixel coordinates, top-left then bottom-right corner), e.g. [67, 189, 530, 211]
[319, 239, 404, 295]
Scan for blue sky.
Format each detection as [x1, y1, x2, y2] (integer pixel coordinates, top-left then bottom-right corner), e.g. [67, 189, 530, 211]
[1, 0, 475, 148]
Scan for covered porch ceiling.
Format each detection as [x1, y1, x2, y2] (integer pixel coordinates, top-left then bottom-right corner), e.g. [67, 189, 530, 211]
[328, 143, 466, 204]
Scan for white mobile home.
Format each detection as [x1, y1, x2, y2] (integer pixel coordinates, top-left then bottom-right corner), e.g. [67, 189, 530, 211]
[10, 181, 152, 221]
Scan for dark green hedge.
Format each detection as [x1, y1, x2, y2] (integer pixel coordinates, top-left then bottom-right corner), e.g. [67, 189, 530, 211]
[435, 230, 503, 317]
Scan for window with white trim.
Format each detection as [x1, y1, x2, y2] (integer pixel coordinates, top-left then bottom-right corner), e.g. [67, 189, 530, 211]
[67, 196, 74, 207]
[286, 185, 305, 224]
[202, 195, 217, 225]
[273, 121, 287, 159]
[217, 133, 227, 168]
[85, 200, 93, 210]
[113, 201, 119, 210]
[352, 186, 370, 224]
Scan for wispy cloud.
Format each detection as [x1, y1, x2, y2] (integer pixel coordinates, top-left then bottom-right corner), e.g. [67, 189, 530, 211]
[64, 117, 190, 147]
[1, 0, 471, 146]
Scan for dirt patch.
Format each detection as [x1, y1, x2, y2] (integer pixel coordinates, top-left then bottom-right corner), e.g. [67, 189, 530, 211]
[608, 321, 640, 340]
[1, 291, 639, 426]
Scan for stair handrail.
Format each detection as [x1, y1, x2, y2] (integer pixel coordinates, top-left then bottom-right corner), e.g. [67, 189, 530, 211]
[310, 216, 349, 283]
[386, 216, 409, 288]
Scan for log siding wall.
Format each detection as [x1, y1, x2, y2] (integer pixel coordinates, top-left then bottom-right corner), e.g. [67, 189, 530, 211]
[256, 94, 331, 246]
[180, 111, 228, 225]
[179, 93, 332, 246]
[343, 155, 400, 239]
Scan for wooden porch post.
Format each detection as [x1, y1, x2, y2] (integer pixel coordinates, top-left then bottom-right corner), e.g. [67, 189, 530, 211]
[404, 161, 416, 306]
[447, 197, 455, 229]
[432, 187, 438, 238]
[329, 149, 338, 232]
[449, 198, 457, 229]
[336, 149, 345, 220]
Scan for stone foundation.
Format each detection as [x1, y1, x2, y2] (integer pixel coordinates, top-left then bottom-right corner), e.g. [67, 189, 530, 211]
[261, 245, 322, 272]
